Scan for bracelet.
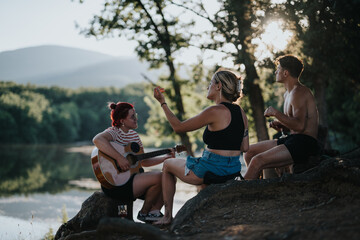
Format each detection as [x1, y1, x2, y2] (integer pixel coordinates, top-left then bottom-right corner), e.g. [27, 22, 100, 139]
[161, 102, 167, 107]
[243, 129, 248, 137]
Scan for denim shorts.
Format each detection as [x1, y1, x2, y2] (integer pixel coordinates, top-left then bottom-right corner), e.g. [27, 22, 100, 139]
[185, 149, 241, 178]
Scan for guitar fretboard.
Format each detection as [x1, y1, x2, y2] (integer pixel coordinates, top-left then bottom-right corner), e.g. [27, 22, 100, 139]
[135, 149, 171, 161]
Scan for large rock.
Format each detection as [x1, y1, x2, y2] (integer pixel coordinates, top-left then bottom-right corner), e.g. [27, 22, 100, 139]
[55, 149, 360, 240]
[55, 191, 171, 240]
[55, 191, 125, 239]
[170, 154, 360, 240]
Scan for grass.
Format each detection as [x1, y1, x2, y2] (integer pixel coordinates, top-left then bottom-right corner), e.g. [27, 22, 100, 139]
[42, 205, 68, 240]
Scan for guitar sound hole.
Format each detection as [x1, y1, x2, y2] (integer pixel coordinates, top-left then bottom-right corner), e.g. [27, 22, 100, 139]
[130, 142, 140, 153]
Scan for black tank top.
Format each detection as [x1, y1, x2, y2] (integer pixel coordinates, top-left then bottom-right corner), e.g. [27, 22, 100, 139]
[203, 102, 245, 150]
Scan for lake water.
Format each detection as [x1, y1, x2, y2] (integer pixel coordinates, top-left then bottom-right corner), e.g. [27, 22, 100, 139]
[0, 143, 246, 240]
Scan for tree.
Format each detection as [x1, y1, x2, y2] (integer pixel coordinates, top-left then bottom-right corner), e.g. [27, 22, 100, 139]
[0, 90, 51, 143]
[144, 63, 213, 150]
[280, 0, 360, 148]
[0, 81, 154, 144]
[80, 0, 195, 155]
[176, 0, 271, 142]
[0, 110, 18, 142]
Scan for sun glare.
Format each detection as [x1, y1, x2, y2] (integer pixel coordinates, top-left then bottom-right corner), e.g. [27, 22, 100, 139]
[253, 20, 293, 60]
[262, 21, 293, 49]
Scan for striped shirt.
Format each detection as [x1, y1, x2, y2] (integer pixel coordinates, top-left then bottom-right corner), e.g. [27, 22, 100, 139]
[105, 127, 143, 148]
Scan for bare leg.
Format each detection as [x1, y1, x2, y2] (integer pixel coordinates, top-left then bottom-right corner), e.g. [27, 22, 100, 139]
[244, 140, 279, 179]
[244, 140, 277, 167]
[244, 145, 293, 180]
[133, 172, 163, 214]
[154, 158, 203, 225]
[263, 168, 279, 179]
[150, 190, 164, 212]
[275, 165, 293, 177]
[155, 163, 176, 225]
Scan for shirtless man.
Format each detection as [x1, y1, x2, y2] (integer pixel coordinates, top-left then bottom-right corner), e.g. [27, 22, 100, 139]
[244, 54, 319, 180]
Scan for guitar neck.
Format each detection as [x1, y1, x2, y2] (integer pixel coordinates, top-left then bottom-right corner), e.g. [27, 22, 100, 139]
[136, 148, 171, 161]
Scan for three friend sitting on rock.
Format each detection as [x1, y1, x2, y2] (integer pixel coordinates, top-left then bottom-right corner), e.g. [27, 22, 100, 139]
[93, 54, 320, 225]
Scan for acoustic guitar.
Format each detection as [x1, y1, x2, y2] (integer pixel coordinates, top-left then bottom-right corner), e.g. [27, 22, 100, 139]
[91, 141, 186, 189]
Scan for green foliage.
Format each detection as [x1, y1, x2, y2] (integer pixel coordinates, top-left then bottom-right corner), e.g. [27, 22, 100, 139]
[83, 0, 193, 68]
[0, 89, 51, 143]
[52, 103, 80, 142]
[80, 0, 196, 154]
[0, 109, 17, 142]
[0, 144, 95, 195]
[0, 81, 150, 144]
[280, 0, 360, 148]
[2, 0, 358, 151]
[327, 77, 360, 146]
[183, 0, 274, 141]
[143, 63, 219, 151]
[0, 164, 47, 193]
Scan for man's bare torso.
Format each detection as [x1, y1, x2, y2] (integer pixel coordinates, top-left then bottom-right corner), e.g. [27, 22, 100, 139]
[284, 84, 319, 139]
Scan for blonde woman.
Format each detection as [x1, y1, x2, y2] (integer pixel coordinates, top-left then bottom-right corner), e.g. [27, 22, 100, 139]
[153, 70, 249, 225]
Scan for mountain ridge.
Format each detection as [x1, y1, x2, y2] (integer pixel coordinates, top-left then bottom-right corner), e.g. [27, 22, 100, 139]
[0, 45, 166, 88]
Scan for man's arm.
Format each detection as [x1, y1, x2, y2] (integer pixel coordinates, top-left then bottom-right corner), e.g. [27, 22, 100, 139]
[264, 89, 307, 133]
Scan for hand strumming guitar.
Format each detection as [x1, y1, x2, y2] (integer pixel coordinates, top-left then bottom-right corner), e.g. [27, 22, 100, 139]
[116, 155, 131, 171]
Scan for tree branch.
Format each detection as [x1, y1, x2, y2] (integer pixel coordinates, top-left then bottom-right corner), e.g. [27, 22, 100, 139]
[169, 0, 214, 25]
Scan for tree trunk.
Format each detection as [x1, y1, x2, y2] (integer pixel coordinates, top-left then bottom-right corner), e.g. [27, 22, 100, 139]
[240, 48, 273, 177]
[167, 57, 194, 156]
[247, 81, 270, 141]
[247, 81, 276, 178]
[313, 74, 330, 149]
[241, 51, 269, 142]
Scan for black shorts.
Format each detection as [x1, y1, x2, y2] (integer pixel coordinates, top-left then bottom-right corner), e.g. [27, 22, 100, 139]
[101, 173, 145, 202]
[277, 134, 319, 164]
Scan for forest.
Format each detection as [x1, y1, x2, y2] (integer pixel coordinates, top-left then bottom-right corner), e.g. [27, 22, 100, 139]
[1, 0, 359, 154]
[0, 82, 150, 143]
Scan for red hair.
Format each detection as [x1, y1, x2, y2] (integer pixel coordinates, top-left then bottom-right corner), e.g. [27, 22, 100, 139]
[108, 102, 134, 127]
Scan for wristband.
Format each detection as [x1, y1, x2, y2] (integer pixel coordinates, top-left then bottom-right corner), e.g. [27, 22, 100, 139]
[161, 102, 167, 107]
[243, 129, 248, 137]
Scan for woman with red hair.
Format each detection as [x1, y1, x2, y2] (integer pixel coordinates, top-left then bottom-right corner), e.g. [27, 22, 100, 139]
[93, 102, 174, 223]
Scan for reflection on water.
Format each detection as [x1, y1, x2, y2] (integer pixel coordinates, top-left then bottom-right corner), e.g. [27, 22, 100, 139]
[0, 144, 95, 196]
[0, 143, 199, 240]
[0, 144, 246, 240]
[0, 143, 99, 239]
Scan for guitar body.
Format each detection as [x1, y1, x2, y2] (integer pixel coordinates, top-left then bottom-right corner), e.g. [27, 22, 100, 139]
[91, 142, 186, 189]
[91, 141, 144, 189]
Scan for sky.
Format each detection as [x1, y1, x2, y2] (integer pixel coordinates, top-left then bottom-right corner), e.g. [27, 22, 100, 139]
[0, 0, 244, 67]
[0, 0, 225, 66]
[0, 0, 291, 67]
[0, 0, 138, 57]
